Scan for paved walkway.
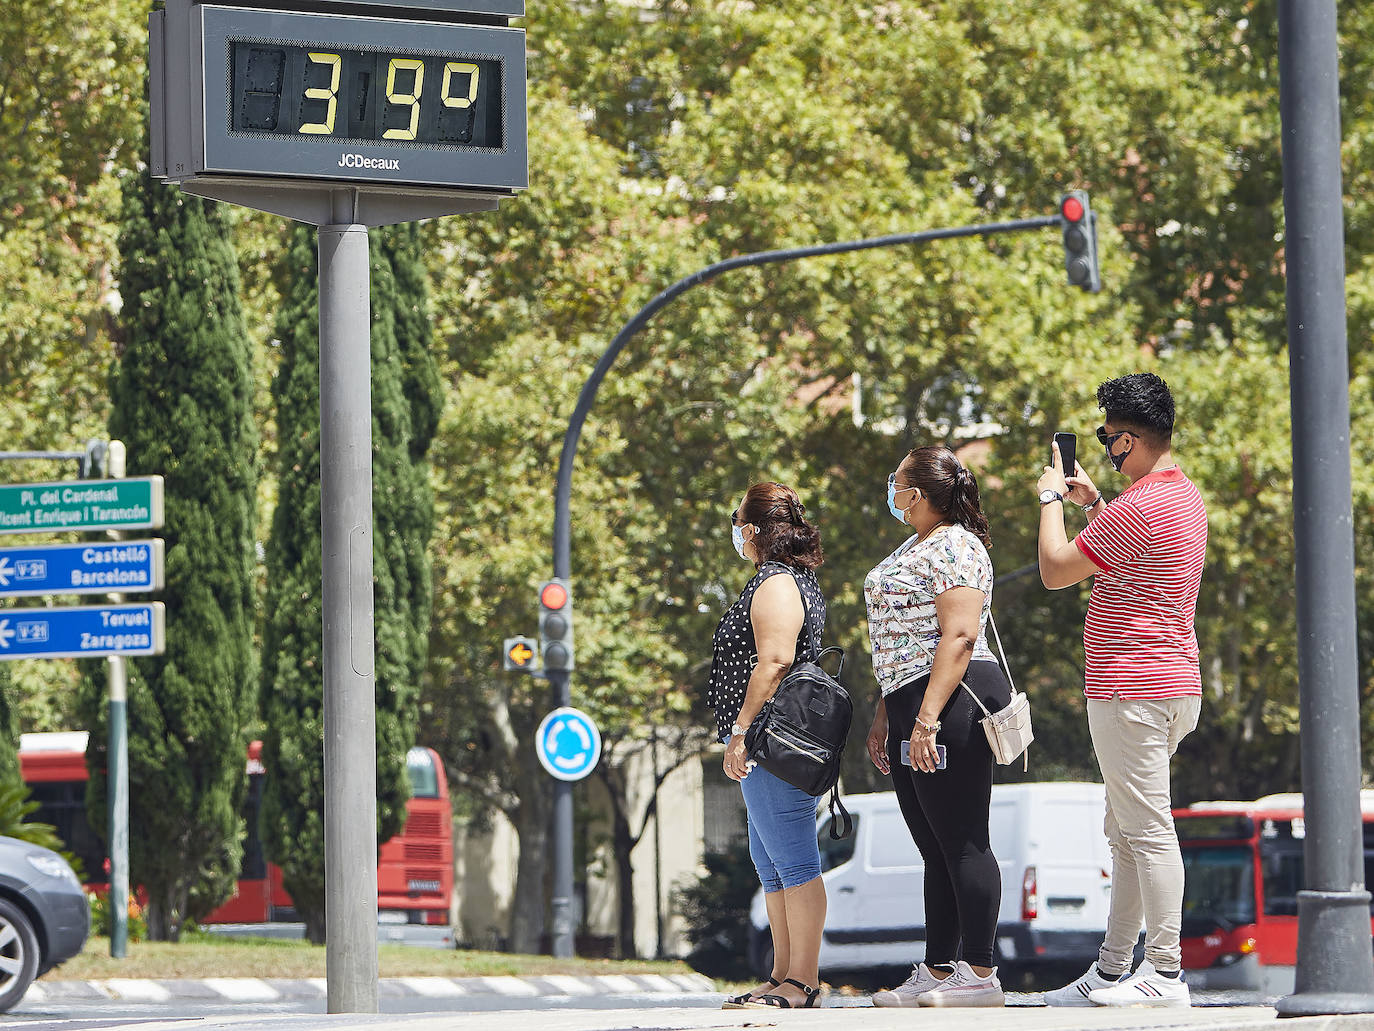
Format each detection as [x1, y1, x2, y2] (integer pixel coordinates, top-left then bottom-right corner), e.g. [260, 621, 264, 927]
[18, 1002, 1374, 1031]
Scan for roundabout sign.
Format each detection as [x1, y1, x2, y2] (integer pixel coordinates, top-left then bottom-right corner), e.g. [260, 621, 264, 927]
[535, 707, 601, 782]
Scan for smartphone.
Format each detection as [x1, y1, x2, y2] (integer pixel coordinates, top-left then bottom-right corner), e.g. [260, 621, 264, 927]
[1053, 431, 1077, 477]
[899, 740, 947, 771]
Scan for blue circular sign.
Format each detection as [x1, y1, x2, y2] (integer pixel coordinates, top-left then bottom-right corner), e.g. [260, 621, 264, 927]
[535, 707, 601, 782]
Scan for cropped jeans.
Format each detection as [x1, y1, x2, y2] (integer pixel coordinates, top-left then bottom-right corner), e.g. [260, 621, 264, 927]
[739, 763, 822, 893]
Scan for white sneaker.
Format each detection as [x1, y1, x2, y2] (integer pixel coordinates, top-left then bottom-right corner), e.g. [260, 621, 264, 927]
[1043, 963, 1129, 1006]
[1088, 961, 1191, 1008]
[916, 961, 1005, 1007]
[873, 963, 943, 1007]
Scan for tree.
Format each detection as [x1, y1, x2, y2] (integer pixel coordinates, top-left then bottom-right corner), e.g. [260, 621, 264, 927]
[0, 666, 17, 786]
[258, 223, 328, 942]
[85, 167, 259, 940]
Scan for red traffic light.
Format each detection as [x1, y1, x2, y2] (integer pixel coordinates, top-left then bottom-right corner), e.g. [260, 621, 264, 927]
[1061, 195, 1085, 223]
[540, 581, 569, 610]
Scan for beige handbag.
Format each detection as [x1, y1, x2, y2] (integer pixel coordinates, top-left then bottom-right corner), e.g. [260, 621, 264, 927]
[961, 615, 1032, 770]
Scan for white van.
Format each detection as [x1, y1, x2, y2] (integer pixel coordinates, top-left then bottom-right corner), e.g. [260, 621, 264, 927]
[747, 782, 1113, 976]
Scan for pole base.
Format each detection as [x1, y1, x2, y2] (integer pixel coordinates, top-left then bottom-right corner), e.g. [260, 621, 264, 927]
[1278, 890, 1374, 1017]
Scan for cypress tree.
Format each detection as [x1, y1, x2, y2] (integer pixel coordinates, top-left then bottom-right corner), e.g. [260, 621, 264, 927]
[259, 223, 327, 941]
[0, 666, 17, 786]
[260, 224, 436, 942]
[95, 169, 258, 940]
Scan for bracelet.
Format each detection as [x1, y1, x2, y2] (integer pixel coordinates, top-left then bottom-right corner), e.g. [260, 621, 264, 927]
[914, 716, 941, 735]
[1081, 493, 1103, 512]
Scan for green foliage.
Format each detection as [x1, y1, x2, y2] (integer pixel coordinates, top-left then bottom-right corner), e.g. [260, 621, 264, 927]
[673, 842, 758, 980]
[88, 887, 149, 942]
[259, 223, 327, 943]
[0, 666, 17, 786]
[84, 169, 259, 941]
[0, 782, 66, 851]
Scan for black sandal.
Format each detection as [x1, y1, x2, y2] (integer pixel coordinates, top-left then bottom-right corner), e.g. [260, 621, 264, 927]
[743, 978, 822, 1009]
[722, 975, 780, 1009]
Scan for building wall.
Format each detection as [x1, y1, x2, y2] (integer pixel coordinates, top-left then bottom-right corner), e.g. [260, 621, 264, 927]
[452, 808, 519, 951]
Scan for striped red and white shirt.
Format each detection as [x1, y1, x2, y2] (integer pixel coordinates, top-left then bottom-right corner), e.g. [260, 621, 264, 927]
[1074, 467, 1208, 700]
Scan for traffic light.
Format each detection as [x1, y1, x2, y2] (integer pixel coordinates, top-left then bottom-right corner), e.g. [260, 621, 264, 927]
[1060, 191, 1102, 293]
[503, 636, 538, 673]
[539, 579, 574, 672]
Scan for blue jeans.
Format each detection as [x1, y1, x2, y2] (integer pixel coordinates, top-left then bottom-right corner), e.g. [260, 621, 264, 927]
[740, 764, 821, 893]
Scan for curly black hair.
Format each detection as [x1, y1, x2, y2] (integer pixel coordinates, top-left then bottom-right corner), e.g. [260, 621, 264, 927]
[1096, 372, 1175, 445]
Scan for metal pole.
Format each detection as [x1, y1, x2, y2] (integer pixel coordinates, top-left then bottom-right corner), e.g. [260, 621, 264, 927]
[1276, 0, 1374, 1016]
[105, 440, 129, 959]
[548, 668, 574, 958]
[547, 212, 1062, 961]
[319, 190, 379, 1013]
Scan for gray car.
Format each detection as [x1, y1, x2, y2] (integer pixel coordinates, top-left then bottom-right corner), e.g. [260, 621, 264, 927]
[0, 835, 90, 1012]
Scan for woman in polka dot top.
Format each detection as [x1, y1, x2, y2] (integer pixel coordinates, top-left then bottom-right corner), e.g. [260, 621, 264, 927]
[708, 481, 828, 1010]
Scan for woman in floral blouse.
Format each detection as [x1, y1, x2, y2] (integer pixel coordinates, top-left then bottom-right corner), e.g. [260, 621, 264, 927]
[863, 445, 1011, 1009]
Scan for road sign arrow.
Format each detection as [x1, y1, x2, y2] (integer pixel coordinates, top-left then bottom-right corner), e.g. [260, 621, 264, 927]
[0, 558, 11, 586]
[0, 620, 11, 648]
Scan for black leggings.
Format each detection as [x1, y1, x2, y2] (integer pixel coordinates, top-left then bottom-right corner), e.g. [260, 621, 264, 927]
[884, 659, 1010, 968]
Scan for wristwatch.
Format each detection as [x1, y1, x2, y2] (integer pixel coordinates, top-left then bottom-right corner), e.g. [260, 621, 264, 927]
[1038, 489, 1064, 506]
[730, 723, 747, 737]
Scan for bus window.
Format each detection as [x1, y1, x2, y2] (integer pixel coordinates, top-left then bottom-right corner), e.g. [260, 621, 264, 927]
[1182, 845, 1255, 935]
[406, 747, 439, 799]
[1261, 843, 1302, 916]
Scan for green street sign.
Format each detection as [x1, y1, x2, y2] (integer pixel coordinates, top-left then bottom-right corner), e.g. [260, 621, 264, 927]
[0, 479, 165, 535]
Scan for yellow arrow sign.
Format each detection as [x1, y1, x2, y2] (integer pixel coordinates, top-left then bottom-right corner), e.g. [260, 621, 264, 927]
[508, 642, 533, 666]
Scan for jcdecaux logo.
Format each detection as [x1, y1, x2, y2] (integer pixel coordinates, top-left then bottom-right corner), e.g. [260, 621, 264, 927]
[338, 153, 400, 171]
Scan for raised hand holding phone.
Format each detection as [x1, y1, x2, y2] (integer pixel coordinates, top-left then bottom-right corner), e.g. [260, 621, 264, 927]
[1052, 431, 1100, 508]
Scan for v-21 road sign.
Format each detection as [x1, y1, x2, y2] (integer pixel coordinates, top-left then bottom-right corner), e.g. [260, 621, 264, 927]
[0, 541, 165, 598]
[0, 603, 166, 660]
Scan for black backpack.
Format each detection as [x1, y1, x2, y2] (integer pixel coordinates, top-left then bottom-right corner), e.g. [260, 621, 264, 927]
[744, 647, 854, 838]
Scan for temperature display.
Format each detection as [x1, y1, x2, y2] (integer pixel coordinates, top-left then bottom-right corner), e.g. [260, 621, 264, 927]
[230, 42, 504, 150]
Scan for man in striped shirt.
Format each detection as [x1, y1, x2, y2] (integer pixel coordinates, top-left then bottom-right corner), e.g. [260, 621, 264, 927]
[1035, 373, 1208, 1009]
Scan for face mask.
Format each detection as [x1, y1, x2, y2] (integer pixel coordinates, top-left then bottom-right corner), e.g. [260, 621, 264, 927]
[731, 523, 748, 559]
[1106, 438, 1131, 473]
[887, 479, 917, 523]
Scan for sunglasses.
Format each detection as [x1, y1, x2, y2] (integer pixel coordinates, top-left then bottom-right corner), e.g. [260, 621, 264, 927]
[1096, 426, 1138, 449]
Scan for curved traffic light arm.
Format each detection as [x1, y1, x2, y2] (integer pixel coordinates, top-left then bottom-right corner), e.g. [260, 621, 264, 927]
[551, 210, 1069, 581]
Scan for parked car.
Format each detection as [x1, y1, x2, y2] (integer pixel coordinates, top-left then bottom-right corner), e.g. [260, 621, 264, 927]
[748, 782, 1114, 977]
[0, 836, 90, 1012]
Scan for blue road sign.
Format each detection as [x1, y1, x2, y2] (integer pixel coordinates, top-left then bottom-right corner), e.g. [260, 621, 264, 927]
[0, 603, 166, 660]
[0, 540, 165, 598]
[535, 706, 601, 782]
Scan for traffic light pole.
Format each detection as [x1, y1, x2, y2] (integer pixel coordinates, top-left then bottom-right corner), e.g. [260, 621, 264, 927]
[548, 211, 1061, 958]
[1275, 0, 1374, 1016]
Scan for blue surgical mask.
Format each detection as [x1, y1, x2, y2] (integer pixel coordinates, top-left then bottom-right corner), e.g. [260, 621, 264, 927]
[731, 523, 748, 559]
[887, 478, 918, 523]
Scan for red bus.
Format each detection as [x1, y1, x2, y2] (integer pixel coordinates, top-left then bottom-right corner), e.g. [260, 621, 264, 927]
[1176, 792, 1374, 994]
[18, 731, 452, 926]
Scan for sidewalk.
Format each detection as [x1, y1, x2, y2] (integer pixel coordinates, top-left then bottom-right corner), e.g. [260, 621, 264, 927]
[18, 1002, 1374, 1031]
[26, 971, 716, 1005]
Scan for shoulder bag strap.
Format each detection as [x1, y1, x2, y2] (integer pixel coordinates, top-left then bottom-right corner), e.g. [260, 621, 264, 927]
[827, 785, 853, 840]
[986, 613, 1019, 696]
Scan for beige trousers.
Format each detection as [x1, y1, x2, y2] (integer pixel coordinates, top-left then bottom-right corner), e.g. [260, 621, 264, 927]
[1087, 694, 1201, 973]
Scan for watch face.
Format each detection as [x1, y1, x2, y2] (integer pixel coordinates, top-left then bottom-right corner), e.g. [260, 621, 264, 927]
[1040, 490, 1061, 503]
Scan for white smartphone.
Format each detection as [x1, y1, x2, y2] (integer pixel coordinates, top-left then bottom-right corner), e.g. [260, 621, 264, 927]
[899, 740, 947, 770]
